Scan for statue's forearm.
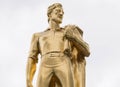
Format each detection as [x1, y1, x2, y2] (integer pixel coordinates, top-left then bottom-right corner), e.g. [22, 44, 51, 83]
[66, 34, 90, 57]
[71, 37, 90, 57]
[26, 58, 36, 87]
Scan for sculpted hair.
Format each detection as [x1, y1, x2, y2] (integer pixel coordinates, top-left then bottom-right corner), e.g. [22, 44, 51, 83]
[47, 3, 63, 22]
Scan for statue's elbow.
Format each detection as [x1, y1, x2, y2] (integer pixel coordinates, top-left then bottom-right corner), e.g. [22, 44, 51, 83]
[85, 51, 90, 57]
[86, 52, 90, 57]
[85, 44, 90, 57]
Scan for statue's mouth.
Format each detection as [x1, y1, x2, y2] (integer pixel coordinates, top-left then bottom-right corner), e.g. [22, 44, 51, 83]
[58, 14, 63, 19]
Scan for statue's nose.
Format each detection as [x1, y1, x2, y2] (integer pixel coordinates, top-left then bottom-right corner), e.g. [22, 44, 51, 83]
[60, 11, 64, 15]
[59, 13, 62, 16]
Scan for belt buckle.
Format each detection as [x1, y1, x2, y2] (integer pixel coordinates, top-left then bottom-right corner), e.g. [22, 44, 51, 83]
[50, 53, 60, 57]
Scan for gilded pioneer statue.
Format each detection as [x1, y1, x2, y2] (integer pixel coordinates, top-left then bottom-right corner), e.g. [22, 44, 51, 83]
[26, 3, 90, 87]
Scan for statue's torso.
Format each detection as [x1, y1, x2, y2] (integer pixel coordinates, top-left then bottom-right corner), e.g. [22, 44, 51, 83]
[39, 29, 65, 55]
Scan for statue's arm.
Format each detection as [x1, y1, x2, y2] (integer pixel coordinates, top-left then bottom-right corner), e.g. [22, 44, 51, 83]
[26, 58, 37, 87]
[64, 25, 90, 57]
[26, 33, 40, 87]
[72, 37, 90, 57]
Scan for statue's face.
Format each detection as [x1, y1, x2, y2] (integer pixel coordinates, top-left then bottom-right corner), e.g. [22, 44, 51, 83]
[50, 7, 64, 24]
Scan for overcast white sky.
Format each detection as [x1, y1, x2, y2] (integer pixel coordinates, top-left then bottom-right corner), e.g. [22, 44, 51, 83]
[0, 0, 120, 87]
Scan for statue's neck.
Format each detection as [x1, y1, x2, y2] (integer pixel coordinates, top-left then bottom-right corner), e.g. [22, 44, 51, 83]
[49, 20, 60, 30]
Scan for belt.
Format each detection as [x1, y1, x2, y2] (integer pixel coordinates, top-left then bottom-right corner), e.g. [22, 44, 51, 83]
[42, 51, 64, 57]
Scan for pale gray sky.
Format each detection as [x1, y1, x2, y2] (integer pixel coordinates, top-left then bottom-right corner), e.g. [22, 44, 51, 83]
[0, 0, 120, 87]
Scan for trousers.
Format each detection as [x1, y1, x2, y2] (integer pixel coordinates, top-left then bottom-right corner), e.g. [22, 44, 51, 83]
[36, 52, 74, 87]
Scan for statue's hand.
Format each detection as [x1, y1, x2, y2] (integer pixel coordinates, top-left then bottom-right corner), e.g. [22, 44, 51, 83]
[27, 81, 33, 87]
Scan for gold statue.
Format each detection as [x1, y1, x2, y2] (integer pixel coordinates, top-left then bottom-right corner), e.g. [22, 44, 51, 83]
[26, 3, 90, 87]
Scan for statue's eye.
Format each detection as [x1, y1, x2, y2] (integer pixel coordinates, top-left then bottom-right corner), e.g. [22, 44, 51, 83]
[56, 9, 61, 13]
[56, 10, 64, 14]
[54, 8, 64, 14]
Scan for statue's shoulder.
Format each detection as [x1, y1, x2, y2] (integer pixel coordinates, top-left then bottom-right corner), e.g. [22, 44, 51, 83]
[32, 32, 42, 38]
[33, 28, 51, 38]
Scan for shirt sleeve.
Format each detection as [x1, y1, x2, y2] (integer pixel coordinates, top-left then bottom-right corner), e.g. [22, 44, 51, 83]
[28, 33, 40, 62]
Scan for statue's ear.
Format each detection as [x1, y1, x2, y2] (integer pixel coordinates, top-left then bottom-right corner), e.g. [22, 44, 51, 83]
[48, 14, 51, 17]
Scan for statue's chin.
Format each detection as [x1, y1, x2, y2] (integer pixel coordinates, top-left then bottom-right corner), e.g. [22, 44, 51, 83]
[54, 18, 62, 24]
[57, 20, 62, 24]
[58, 21, 62, 24]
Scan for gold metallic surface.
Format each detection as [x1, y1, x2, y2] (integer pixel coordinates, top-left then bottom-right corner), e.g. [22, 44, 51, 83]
[26, 3, 90, 87]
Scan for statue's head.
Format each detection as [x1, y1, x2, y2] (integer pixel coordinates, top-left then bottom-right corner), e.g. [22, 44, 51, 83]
[47, 3, 64, 24]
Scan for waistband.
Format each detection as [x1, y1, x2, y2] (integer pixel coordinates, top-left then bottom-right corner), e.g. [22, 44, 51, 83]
[42, 51, 64, 57]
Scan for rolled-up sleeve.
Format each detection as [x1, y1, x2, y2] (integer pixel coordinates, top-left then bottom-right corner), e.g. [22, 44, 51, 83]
[28, 33, 40, 62]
